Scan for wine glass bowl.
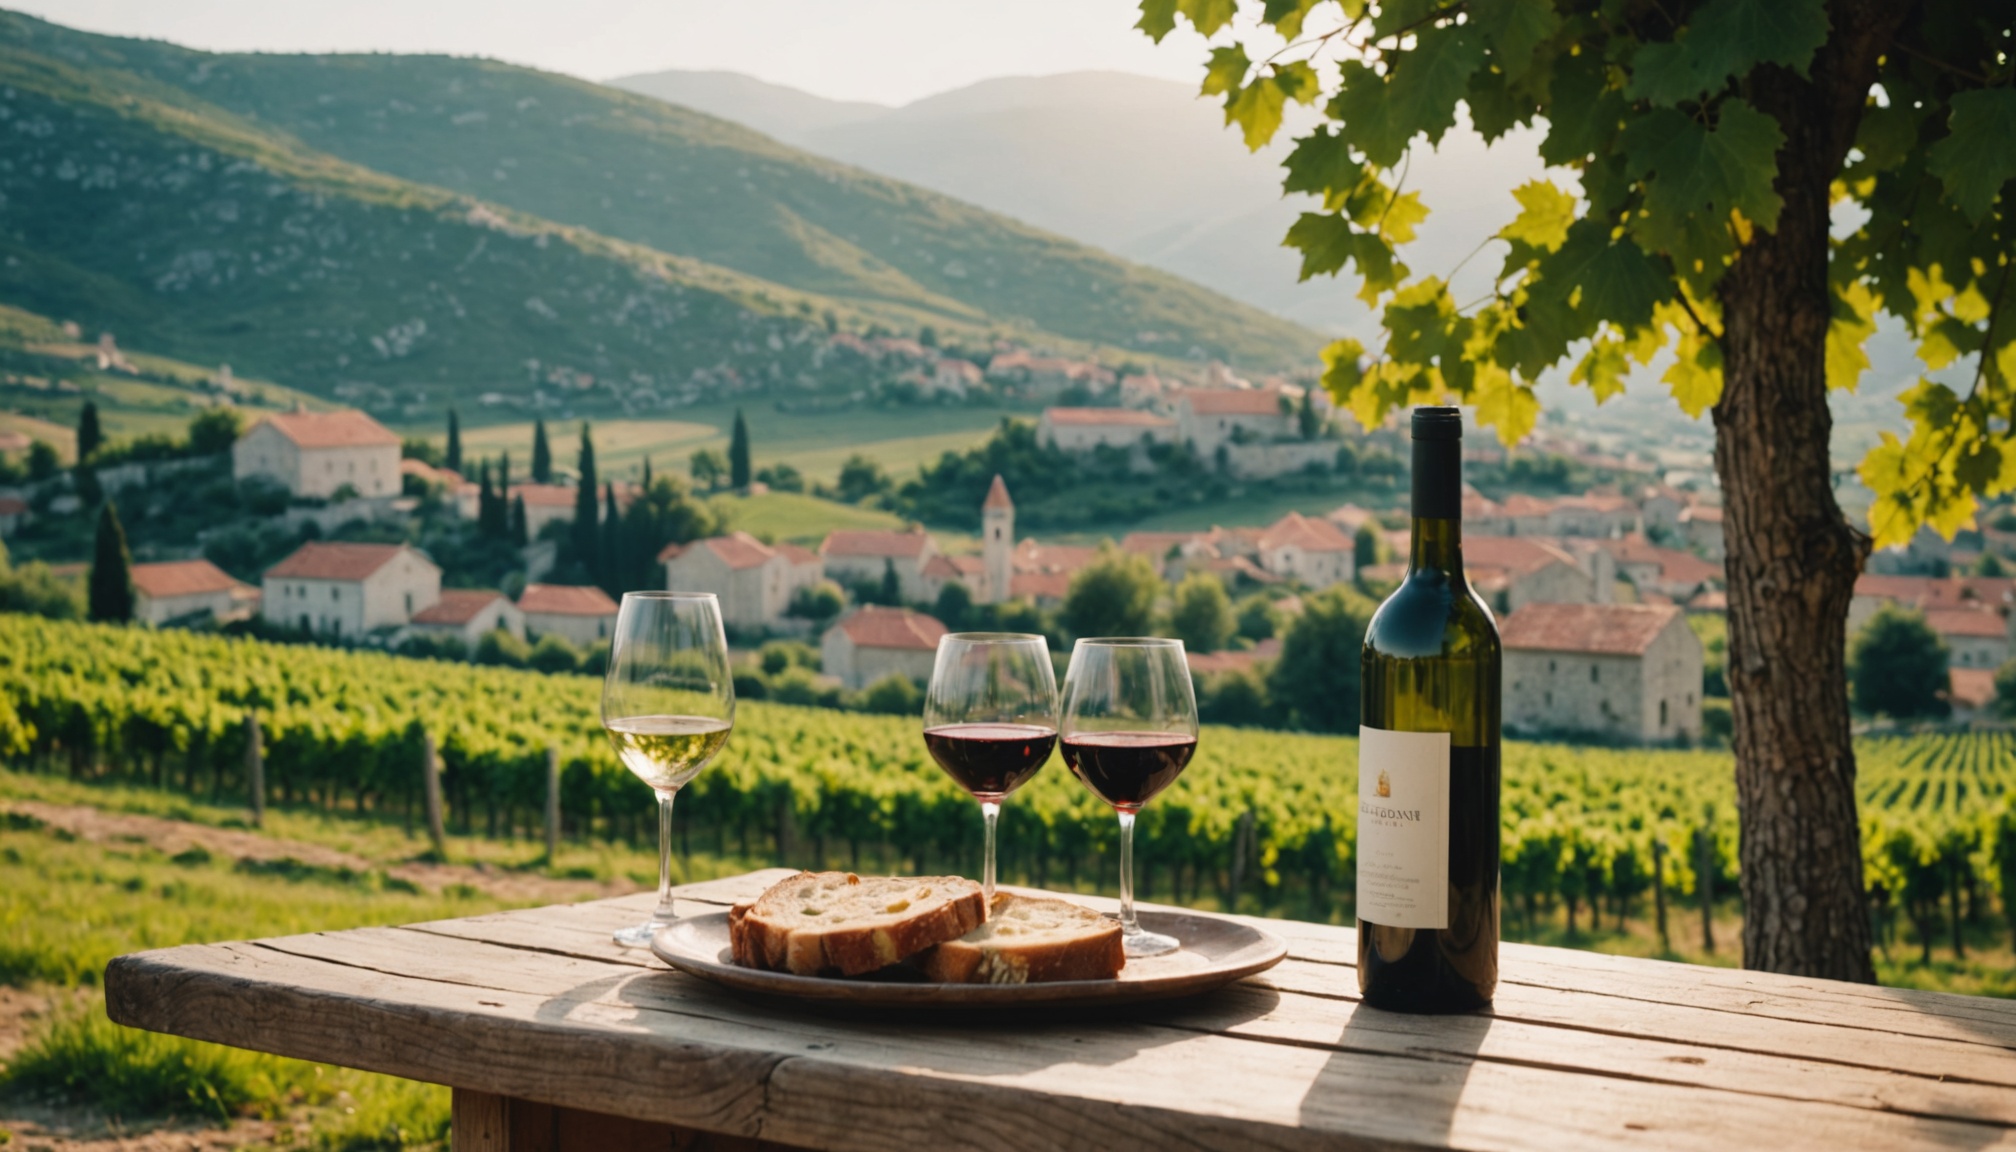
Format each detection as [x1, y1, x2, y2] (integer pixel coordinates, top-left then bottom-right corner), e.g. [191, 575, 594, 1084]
[602, 591, 735, 948]
[922, 632, 1058, 902]
[1059, 637, 1198, 959]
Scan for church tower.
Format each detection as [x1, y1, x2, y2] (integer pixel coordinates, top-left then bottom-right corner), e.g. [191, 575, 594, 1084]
[981, 474, 1014, 604]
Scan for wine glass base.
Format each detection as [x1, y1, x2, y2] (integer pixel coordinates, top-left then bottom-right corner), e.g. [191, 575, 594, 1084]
[612, 920, 668, 948]
[1122, 928, 1181, 958]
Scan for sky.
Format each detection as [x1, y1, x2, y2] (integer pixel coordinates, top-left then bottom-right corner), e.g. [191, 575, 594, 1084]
[12, 0, 1223, 106]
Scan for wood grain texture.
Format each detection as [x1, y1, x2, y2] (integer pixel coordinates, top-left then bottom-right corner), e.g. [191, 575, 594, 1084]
[105, 871, 2016, 1152]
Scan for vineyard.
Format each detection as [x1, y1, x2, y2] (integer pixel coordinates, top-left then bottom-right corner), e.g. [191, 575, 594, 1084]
[3, 616, 2013, 957]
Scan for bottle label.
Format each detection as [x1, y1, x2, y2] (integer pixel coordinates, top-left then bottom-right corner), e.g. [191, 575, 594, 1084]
[1356, 726, 1450, 929]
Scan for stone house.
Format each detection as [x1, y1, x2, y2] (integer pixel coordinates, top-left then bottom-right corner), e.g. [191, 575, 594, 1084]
[1638, 485, 1689, 539]
[262, 543, 440, 639]
[1924, 608, 2013, 671]
[405, 589, 524, 647]
[1598, 535, 1724, 601]
[1501, 602, 1704, 744]
[1464, 536, 1598, 613]
[661, 532, 824, 628]
[508, 483, 580, 540]
[1679, 505, 1726, 560]
[920, 553, 989, 605]
[1175, 389, 1294, 458]
[820, 528, 939, 602]
[1547, 493, 1641, 538]
[399, 460, 479, 519]
[820, 606, 948, 689]
[131, 560, 259, 627]
[1847, 574, 2015, 637]
[1255, 512, 1355, 589]
[517, 584, 620, 646]
[1037, 407, 1178, 452]
[233, 410, 400, 500]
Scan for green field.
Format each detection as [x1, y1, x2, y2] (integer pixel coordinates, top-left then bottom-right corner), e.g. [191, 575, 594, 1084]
[710, 490, 906, 542]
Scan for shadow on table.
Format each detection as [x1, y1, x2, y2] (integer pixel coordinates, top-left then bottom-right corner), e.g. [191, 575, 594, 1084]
[1298, 1004, 1494, 1144]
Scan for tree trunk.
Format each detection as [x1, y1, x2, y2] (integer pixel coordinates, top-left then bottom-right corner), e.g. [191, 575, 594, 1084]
[1711, 7, 1905, 982]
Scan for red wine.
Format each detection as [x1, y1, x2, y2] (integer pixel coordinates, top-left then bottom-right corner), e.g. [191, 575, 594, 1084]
[923, 723, 1056, 799]
[1060, 731, 1196, 811]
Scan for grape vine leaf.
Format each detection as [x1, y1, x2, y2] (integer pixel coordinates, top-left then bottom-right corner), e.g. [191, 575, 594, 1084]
[1627, 0, 1830, 107]
[1926, 89, 2016, 223]
[1470, 0, 1562, 82]
[1329, 26, 1485, 167]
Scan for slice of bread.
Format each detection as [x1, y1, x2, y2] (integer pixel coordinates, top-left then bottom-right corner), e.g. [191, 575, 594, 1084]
[916, 892, 1125, 985]
[728, 872, 985, 977]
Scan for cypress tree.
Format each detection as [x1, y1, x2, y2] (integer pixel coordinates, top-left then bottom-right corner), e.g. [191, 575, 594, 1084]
[510, 494, 528, 548]
[880, 558, 900, 606]
[600, 482, 622, 594]
[498, 451, 512, 508]
[477, 460, 498, 537]
[570, 423, 599, 571]
[445, 409, 463, 474]
[641, 455, 652, 489]
[77, 401, 103, 462]
[729, 409, 751, 490]
[88, 500, 133, 623]
[531, 419, 552, 483]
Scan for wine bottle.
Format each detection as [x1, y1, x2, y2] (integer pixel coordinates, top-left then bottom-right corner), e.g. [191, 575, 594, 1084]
[1357, 405, 1502, 1013]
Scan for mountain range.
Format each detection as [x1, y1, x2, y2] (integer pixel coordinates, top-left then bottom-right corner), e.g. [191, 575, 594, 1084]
[0, 11, 1320, 411]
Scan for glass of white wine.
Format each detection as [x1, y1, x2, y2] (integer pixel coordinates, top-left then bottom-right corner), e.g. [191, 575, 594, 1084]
[603, 591, 734, 948]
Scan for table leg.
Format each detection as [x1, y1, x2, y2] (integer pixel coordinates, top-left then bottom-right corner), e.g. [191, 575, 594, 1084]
[451, 1088, 813, 1151]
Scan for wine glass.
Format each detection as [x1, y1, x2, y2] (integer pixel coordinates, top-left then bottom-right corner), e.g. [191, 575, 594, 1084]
[1059, 637, 1198, 958]
[602, 591, 735, 948]
[923, 633, 1058, 904]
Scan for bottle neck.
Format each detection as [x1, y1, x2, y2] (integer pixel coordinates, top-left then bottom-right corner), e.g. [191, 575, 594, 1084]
[1409, 435, 1463, 573]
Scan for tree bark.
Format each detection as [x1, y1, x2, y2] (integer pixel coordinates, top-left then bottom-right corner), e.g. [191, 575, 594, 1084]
[1710, 3, 1906, 983]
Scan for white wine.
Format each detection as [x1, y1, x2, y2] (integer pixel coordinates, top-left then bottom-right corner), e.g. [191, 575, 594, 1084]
[605, 715, 732, 792]
[1358, 406, 1502, 1013]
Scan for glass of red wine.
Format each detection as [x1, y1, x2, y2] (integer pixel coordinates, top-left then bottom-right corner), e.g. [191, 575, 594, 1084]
[1059, 637, 1198, 958]
[923, 632, 1059, 904]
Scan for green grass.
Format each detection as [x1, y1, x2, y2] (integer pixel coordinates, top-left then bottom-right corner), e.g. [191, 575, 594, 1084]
[712, 490, 905, 542]
[1068, 479, 1405, 538]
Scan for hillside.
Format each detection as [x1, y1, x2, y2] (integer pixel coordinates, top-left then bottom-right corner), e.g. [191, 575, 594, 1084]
[0, 11, 1321, 376]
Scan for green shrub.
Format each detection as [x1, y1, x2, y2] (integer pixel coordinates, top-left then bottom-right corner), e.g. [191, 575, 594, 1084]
[3, 1006, 292, 1120]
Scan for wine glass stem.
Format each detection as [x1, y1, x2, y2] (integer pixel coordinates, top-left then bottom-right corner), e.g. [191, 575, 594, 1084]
[981, 800, 1000, 904]
[1117, 809, 1139, 936]
[653, 789, 678, 924]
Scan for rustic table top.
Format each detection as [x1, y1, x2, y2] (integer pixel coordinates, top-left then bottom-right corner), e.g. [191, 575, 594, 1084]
[106, 868, 2016, 1151]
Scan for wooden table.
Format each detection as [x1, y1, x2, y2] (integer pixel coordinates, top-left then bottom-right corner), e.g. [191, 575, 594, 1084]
[105, 868, 2016, 1151]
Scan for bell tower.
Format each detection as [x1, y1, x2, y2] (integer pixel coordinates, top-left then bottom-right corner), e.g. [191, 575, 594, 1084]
[981, 474, 1014, 604]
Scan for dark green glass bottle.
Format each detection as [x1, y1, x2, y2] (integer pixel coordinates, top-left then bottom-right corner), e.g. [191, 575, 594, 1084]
[1357, 406, 1502, 1013]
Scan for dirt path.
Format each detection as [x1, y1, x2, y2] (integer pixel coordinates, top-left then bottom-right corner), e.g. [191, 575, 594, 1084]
[3, 799, 641, 906]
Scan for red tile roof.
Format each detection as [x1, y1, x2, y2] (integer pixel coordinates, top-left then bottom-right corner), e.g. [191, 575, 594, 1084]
[775, 542, 821, 566]
[0, 497, 27, 515]
[1854, 574, 2015, 610]
[671, 532, 777, 571]
[1181, 388, 1288, 417]
[983, 474, 1014, 511]
[1950, 667, 1998, 710]
[1465, 535, 1579, 576]
[509, 482, 578, 508]
[835, 606, 947, 651]
[256, 410, 399, 450]
[517, 583, 619, 617]
[131, 560, 248, 600]
[1499, 493, 1556, 518]
[1327, 503, 1380, 532]
[1599, 535, 1723, 586]
[1009, 571, 1073, 601]
[822, 528, 932, 559]
[1499, 602, 1684, 656]
[923, 553, 986, 579]
[1120, 531, 1200, 557]
[1041, 408, 1175, 427]
[1680, 505, 1725, 523]
[1187, 637, 1282, 676]
[1924, 608, 2009, 639]
[1258, 511, 1353, 554]
[411, 589, 507, 626]
[1014, 539, 1098, 573]
[266, 543, 413, 582]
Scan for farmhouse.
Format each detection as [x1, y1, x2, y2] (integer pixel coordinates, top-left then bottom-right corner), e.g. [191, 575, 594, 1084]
[1500, 602, 1703, 745]
[1848, 573, 2015, 636]
[661, 532, 824, 628]
[508, 483, 580, 540]
[405, 589, 524, 647]
[1464, 536, 1599, 613]
[1037, 407, 1177, 452]
[820, 606, 947, 689]
[130, 560, 258, 627]
[233, 410, 400, 500]
[1597, 535, 1724, 600]
[1175, 389, 1293, 458]
[518, 583, 619, 646]
[1924, 608, 2013, 671]
[1254, 512, 1354, 589]
[820, 528, 938, 602]
[262, 543, 440, 638]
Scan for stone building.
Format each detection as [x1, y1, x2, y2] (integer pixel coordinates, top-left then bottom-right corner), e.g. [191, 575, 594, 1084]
[517, 584, 620, 646]
[1175, 389, 1294, 458]
[820, 528, 938, 602]
[404, 589, 524, 647]
[661, 532, 824, 628]
[1254, 512, 1355, 589]
[820, 606, 948, 689]
[1500, 602, 1703, 744]
[1924, 608, 2013, 671]
[1464, 536, 1599, 614]
[1679, 505, 1726, 561]
[1037, 408, 1178, 452]
[233, 410, 400, 500]
[131, 560, 258, 627]
[262, 543, 440, 639]
[507, 483, 580, 540]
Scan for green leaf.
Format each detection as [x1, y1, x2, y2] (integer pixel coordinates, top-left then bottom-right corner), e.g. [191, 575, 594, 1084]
[1319, 338, 1369, 407]
[1262, 0, 1323, 40]
[1826, 281, 1878, 392]
[1622, 99, 1786, 236]
[1927, 89, 2016, 223]
[1284, 212, 1405, 296]
[1571, 333, 1632, 403]
[1273, 60, 1321, 106]
[1227, 76, 1288, 151]
[1626, 0, 1829, 107]
[1665, 329, 1724, 418]
[1181, 0, 1239, 36]
[1538, 55, 1625, 166]
[1472, 364, 1541, 445]
[1330, 25, 1485, 168]
[1136, 0, 1179, 42]
[1538, 219, 1670, 334]
[1281, 129, 1364, 206]
[1470, 0, 1562, 81]
[1203, 45, 1251, 97]
[1500, 179, 1576, 255]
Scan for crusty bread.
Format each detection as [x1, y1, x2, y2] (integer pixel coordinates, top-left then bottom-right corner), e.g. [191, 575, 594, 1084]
[728, 872, 985, 977]
[916, 892, 1125, 985]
